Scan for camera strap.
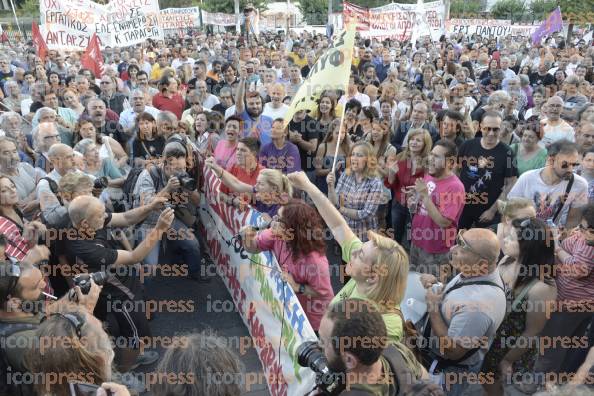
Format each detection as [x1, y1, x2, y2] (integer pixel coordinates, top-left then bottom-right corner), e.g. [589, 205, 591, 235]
[552, 173, 574, 224]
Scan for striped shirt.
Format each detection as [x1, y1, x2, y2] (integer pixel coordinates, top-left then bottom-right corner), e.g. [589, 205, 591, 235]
[556, 233, 594, 303]
[0, 216, 28, 261]
[335, 173, 385, 242]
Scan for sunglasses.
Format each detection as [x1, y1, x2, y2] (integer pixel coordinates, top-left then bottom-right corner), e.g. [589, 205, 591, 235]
[455, 230, 490, 260]
[483, 127, 501, 132]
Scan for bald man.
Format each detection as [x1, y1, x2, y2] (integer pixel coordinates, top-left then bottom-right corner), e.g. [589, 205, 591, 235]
[420, 228, 507, 396]
[65, 196, 174, 371]
[36, 143, 77, 225]
[541, 96, 575, 147]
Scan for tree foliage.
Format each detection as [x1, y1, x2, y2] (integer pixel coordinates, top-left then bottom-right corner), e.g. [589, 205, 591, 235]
[489, 0, 526, 22]
[16, 0, 39, 17]
[298, 0, 328, 25]
[450, 0, 485, 18]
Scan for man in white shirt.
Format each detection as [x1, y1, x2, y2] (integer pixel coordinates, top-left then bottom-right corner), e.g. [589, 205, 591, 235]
[508, 139, 588, 228]
[171, 48, 195, 70]
[338, 75, 370, 107]
[499, 57, 516, 80]
[196, 80, 220, 110]
[262, 83, 289, 120]
[119, 90, 160, 132]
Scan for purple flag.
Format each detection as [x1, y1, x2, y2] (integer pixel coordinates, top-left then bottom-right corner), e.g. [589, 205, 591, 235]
[532, 7, 563, 45]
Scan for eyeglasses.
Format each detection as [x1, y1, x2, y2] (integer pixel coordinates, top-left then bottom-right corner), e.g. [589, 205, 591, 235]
[455, 230, 490, 260]
[41, 312, 85, 339]
[43, 135, 60, 140]
[561, 161, 580, 169]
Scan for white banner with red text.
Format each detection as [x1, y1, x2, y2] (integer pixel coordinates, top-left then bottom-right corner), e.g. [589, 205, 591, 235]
[199, 168, 317, 396]
[342, 0, 445, 41]
[39, 0, 163, 50]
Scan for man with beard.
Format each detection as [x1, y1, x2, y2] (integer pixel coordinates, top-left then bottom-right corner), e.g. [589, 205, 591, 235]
[235, 76, 273, 146]
[408, 140, 465, 278]
[508, 139, 588, 228]
[86, 98, 130, 148]
[540, 96, 575, 148]
[316, 298, 444, 395]
[0, 245, 101, 396]
[119, 89, 160, 133]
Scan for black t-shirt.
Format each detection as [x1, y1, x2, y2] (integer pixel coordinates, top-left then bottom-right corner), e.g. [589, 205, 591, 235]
[529, 71, 555, 88]
[133, 137, 165, 160]
[288, 115, 322, 172]
[63, 213, 142, 319]
[458, 139, 517, 213]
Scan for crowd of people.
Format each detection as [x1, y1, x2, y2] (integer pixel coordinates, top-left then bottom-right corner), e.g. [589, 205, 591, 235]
[0, 23, 592, 396]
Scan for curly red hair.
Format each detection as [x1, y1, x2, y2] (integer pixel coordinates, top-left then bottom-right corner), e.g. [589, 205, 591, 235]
[281, 199, 326, 259]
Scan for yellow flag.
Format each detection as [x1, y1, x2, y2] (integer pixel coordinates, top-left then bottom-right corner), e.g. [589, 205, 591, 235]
[284, 24, 356, 126]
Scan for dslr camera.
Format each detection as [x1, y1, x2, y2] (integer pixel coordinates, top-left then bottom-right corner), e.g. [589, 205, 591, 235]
[73, 272, 108, 294]
[174, 171, 196, 191]
[297, 341, 345, 396]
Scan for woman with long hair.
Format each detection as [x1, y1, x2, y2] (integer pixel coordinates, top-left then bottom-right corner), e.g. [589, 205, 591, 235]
[125, 64, 140, 92]
[386, 128, 432, 244]
[495, 197, 536, 249]
[327, 141, 384, 242]
[287, 171, 412, 350]
[62, 88, 85, 115]
[482, 217, 557, 396]
[193, 110, 220, 157]
[241, 199, 334, 330]
[315, 92, 337, 137]
[314, 119, 350, 195]
[480, 59, 500, 81]
[132, 112, 165, 168]
[25, 308, 115, 396]
[73, 117, 128, 169]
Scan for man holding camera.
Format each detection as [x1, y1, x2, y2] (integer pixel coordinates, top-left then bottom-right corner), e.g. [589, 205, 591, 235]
[62, 195, 175, 373]
[132, 141, 204, 281]
[0, 245, 102, 396]
[307, 298, 443, 396]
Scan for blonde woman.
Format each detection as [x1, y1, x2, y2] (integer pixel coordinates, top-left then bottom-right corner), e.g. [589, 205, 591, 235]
[327, 141, 384, 242]
[495, 197, 536, 249]
[287, 172, 413, 355]
[205, 158, 292, 219]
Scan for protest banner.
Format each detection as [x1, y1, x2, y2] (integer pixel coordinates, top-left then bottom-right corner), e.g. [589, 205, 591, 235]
[159, 7, 201, 30]
[39, 0, 163, 50]
[202, 10, 236, 26]
[199, 168, 317, 396]
[342, 0, 445, 41]
[447, 19, 539, 38]
[284, 24, 356, 125]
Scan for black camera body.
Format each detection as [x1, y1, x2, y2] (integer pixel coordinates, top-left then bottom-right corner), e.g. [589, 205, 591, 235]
[297, 341, 345, 396]
[93, 176, 109, 190]
[73, 272, 108, 294]
[174, 172, 196, 191]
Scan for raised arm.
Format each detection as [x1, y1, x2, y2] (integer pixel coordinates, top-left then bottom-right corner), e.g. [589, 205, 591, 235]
[287, 171, 356, 246]
[235, 77, 246, 115]
[204, 157, 252, 193]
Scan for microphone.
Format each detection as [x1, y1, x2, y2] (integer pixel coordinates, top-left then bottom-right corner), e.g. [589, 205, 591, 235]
[234, 219, 272, 242]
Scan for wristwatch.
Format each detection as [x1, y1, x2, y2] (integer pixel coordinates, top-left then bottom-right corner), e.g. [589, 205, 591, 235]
[298, 284, 306, 294]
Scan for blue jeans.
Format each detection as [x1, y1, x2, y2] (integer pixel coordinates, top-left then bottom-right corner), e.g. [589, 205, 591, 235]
[138, 218, 201, 283]
[391, 200, 410, 244]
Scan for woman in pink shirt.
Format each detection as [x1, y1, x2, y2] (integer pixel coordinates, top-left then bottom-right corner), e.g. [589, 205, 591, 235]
[213, 115, 241, 170]
[241, 199, 334, 331]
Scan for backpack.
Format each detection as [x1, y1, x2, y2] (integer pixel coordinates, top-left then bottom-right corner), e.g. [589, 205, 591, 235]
[122, 167, 148, 209]
[0, 321, 38, 396]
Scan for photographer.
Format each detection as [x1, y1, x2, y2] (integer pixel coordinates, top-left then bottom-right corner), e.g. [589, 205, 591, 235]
[132, 141, 204, 281]
[62, 196, 174, 372]
[306, 298, 443, 395]
[0, 245, 101, 396]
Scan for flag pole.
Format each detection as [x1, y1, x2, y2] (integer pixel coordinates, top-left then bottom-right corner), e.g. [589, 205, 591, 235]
[8, 0, 22, 39]
[331, 100, 347, 174]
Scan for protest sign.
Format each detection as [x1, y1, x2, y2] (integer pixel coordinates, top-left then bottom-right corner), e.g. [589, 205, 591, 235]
[40, 0, 163, 50]
[284, 25, 356, 125]
[159, 7, 201, 30]
[199, 169, 317, 396]
[447, 19, 539, 38]
[202, 10, 236, 26]
[343, 0, 445, 41]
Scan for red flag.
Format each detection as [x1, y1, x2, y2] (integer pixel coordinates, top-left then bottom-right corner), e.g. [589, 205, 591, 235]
[81, 34, 104, 78]
[31, 22, 48, 61]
